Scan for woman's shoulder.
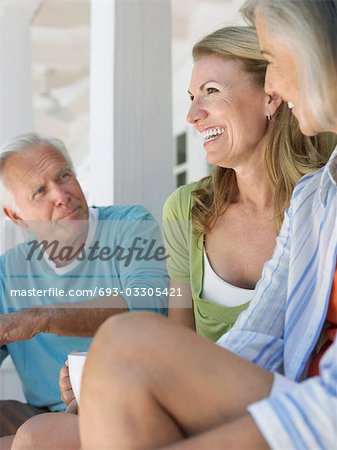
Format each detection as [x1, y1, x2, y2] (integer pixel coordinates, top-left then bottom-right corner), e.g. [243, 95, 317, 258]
[163, 179, 209, 221]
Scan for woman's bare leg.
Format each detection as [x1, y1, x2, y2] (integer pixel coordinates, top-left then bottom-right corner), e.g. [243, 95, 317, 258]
[12, 412, 79, 450]
[80, 312, 273, 450]
[0, 435, 15, 450]
[160, 413, 268, 450]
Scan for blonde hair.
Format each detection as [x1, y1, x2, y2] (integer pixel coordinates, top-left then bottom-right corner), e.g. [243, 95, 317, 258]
[191, 26, 336, 233]
[241, 0, 337, 132]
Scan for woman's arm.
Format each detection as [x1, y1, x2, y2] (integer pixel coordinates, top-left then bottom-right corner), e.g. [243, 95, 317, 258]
[163, 187, 196, 330]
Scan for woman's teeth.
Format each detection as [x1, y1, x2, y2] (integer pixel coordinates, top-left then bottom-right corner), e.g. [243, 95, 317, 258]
[202, 127, 225, 142]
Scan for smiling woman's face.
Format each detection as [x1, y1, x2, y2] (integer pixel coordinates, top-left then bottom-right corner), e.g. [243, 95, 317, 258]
[255, 10, 318, 136]
[186, 54, 270, 171]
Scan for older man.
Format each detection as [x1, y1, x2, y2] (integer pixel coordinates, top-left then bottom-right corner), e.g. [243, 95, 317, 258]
[0, 133, 168, 436]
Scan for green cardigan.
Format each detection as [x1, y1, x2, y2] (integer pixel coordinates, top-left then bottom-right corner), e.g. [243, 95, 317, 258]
[163, 182, 250, 342]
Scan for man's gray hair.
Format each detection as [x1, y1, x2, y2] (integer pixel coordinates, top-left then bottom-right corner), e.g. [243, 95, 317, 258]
[0, 133, 74, 211]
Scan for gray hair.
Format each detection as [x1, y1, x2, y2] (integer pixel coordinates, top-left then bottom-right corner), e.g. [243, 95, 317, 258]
[241, 0, 337, 132]
[0, 133, 74, 211]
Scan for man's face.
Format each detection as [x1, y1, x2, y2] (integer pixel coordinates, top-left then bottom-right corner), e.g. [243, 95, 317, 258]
[3, 144, 89, 245]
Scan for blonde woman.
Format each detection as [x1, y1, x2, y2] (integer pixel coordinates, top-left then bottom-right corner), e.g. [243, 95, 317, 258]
[164, 25, 335, 341]
[77, 1, 337, 448]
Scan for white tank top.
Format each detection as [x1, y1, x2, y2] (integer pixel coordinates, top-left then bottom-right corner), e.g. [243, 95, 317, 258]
[202, 250, 254, 307]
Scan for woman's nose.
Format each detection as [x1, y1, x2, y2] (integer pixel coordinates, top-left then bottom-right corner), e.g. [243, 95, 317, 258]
[186, 100, 208, 125]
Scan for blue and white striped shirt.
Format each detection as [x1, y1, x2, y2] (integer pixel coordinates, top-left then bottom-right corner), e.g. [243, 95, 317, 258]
[218, 146, 337, 449]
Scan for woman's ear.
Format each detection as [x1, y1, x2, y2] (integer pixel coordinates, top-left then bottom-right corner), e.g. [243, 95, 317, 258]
[265, 93, 283, 119]
[3, 207, 27, 229]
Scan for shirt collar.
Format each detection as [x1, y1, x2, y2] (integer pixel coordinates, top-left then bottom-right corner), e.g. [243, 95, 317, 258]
[319, 145, 337, 208]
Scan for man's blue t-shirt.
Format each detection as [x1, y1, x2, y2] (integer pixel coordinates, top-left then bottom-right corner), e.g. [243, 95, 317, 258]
[0, 205, 168, 411]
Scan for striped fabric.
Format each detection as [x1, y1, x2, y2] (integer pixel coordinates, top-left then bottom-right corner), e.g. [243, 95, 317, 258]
[217, 146, 337, 448]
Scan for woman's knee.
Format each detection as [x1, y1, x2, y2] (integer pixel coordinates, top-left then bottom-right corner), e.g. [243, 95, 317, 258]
[12, 414, 49, 450]
[12, 413, 80, 450]
[93, 311, 167, 359]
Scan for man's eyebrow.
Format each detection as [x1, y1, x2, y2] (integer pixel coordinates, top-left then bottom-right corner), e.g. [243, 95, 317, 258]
[187, 80, 219, 96]
[53, 166, 73, 181]
[56, 165, 72, 175]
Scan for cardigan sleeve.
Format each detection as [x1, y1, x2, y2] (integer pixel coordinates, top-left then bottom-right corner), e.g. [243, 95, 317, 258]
[162, 184, 197, 283]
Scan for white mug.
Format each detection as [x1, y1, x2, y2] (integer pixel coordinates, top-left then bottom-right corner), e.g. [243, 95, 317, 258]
[68, 351, 88, 403]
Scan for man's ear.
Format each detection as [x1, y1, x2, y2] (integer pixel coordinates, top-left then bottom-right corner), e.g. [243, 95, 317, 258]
[3, 207, 27, 229]
[265, 93, 283, 119]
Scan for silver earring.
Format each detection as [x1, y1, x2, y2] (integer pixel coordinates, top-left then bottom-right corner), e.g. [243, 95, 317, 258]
[266, 113, 272, 121]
